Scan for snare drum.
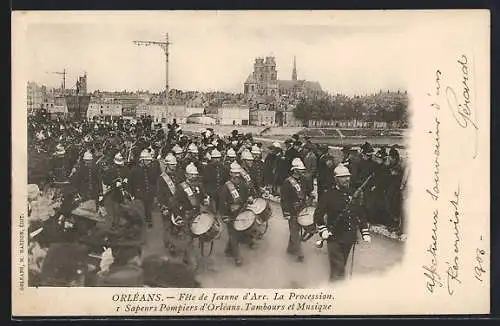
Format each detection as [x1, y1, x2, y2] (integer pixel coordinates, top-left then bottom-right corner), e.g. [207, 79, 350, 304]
[248, 198, 272, 223]
[190, 213, 222, 243]
[297, 206, 316, 235]
[233, 210, 259, 238]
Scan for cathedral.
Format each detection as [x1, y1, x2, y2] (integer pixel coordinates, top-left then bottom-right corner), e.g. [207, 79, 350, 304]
[243, 56, 323, 102]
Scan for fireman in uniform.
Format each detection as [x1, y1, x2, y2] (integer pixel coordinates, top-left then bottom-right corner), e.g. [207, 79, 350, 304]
[101, 152, 130, 227]
[184, 143, 200, 170]
[129, 149, 161, 228]
[250, 145, 265, 192]
[280, 158, 309, 262]
[203, 148, 229, 213]
[157, 153, 181, 255]
[49, 144, 71, 201]
[224, 147, 237, 170]
[172, 144, 186, 181]
[314, 164, 371, 282]
[174, 162, 209, 271]
[218, 162, 251, 266]
[240, 149, 261, 198]
[70, 151, 104, 211]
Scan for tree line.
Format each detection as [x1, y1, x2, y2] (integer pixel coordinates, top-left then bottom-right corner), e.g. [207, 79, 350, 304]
[293, 91, 409, 125]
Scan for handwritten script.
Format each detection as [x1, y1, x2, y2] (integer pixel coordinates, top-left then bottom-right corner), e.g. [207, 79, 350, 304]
[423, 56, 484, 297]
[445, 186, 462, 295]
[474, 236, 487, 283]
[423, 70, 444, 293]
[445, 54, 479, 158]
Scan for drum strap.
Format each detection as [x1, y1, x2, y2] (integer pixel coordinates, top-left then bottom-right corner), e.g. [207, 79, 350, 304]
[225, 181, 240, 201]
[240, 169, 252, 184]
[181, 182, 198, 208]
[161, 172, 176, 195]
[288, 177, 304, 199]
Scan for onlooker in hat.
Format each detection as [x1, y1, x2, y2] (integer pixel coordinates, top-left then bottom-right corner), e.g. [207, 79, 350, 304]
[275, 142, 290, 194]
[302, 142, 317, 196]
[263, 142, 280, 194]
[354, 141, 377, 190]
[386, 146, 404, 233]
[250, 145, 265, 191]
[317, 145, 336, 196]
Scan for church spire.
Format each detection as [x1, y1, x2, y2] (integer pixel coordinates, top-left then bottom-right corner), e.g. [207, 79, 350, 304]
[292, 56, 297, 81]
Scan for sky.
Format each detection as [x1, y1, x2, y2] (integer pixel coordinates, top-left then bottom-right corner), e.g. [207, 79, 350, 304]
[23, 11, 410, 96]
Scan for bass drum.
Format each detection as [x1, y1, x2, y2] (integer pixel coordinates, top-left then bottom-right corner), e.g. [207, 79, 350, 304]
[297, 206, 317, 241]
[190, 212, 222, 243]
[248, 198, 272, 223]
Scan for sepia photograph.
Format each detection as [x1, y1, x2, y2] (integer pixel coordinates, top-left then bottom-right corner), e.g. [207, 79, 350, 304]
[12, 10, 490, 316]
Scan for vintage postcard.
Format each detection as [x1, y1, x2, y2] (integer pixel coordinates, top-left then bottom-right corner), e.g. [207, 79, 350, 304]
[12, 10, 490, 316]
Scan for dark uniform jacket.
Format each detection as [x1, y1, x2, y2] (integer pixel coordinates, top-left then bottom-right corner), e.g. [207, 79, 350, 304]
[129, 164, 161, 201]
[280, 176, 307, 218]
[285, 147, 300, 170]
[249, 159, 265, 190]
[317, 153, 336, 192]
[263, 152, 277, 186]
[218, 177, 250, 221]
[50, 155, 71, 184]
[157, 172, 178, 212]
[240, 166, 261, 198]
[71, 164, 103, 201]
[275, 152, 289, 186]
[175, 180, 206, 223]
[102, 165, 130, 203]
[303, 151, 317, 177]
[203, 162, 229, 197]
[313, 186, 369, 244]
[354, 158, 377, 190]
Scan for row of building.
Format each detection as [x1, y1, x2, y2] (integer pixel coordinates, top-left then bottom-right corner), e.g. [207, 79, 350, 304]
[26, 56, 406, 128]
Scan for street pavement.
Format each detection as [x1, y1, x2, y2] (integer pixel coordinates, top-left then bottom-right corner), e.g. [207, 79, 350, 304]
[143, 201, 405, 289]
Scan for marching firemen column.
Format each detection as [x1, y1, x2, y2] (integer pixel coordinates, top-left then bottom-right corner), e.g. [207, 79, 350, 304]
[218, 161, 251, 267]
[129, 149, 160, 228]
[280, 158, 308, 262]
[314, 164, 371, 282]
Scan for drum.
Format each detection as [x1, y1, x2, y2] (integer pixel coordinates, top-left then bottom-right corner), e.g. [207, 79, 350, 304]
[233, 209, 260, 238]
[190, 213, 222, 243]
[248, 198, 272, 223]
[297, 206, 316, 239]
